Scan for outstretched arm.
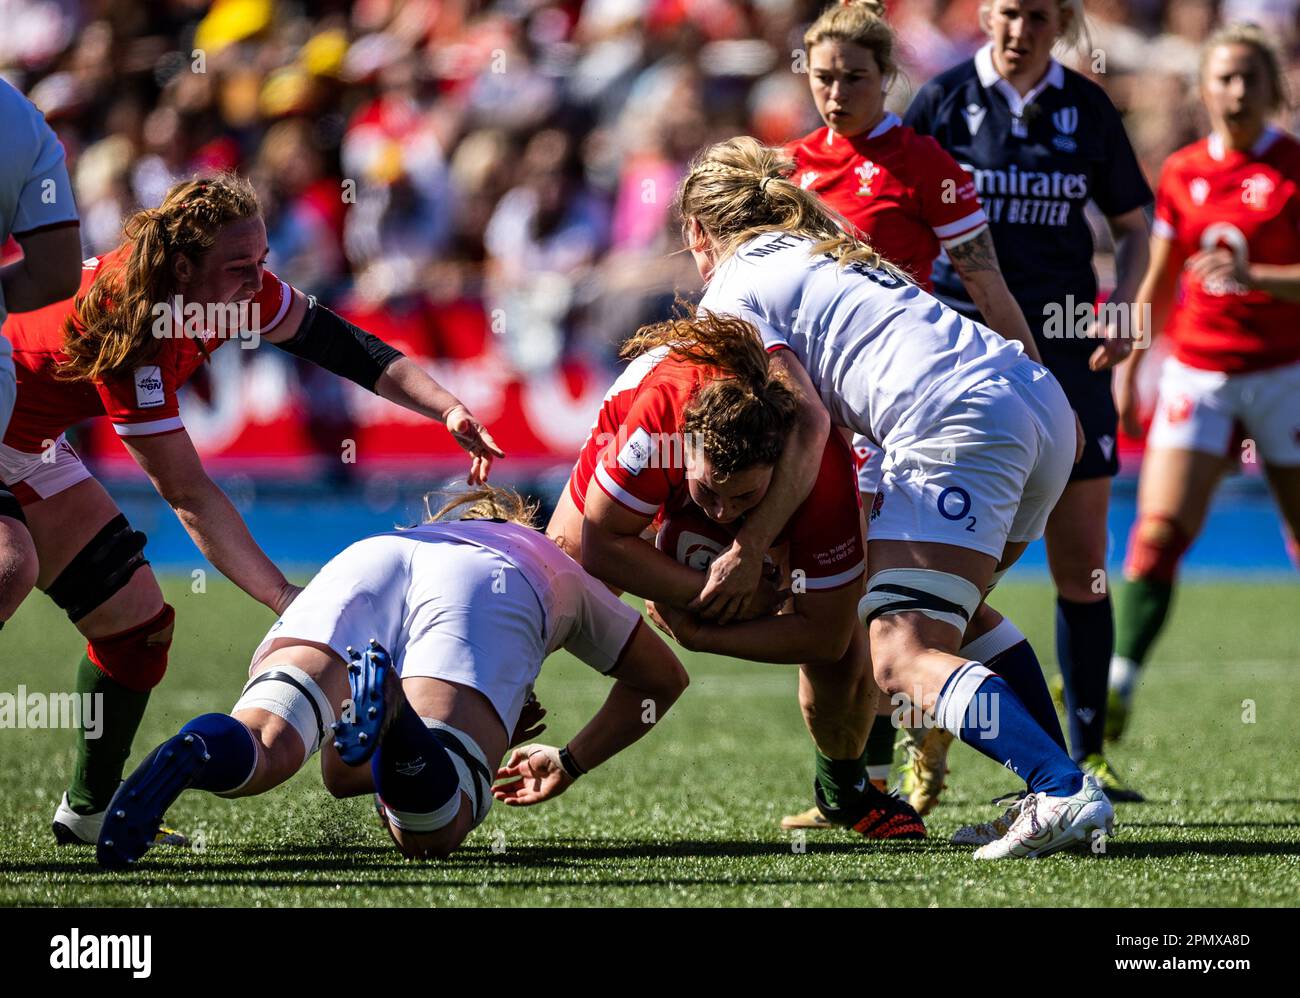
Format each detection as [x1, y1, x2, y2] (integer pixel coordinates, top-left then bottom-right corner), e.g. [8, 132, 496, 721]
[123, 429, 299, 614]
[493, 623, 689, 805]
[264, 289, 504, 482]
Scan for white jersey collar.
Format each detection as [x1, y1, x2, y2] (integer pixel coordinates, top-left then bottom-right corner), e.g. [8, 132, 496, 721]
[825, 111, 901, 147]
[975, 42, 1064, 118]
[1208, 125, 1281, 161]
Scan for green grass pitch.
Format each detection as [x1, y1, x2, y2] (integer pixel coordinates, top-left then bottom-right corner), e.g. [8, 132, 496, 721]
[1, 577, 1297, 907]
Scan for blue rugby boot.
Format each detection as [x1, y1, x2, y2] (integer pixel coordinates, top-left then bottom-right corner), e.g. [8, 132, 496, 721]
[97, 733, 208, 869]
[331, 639, 398, 767]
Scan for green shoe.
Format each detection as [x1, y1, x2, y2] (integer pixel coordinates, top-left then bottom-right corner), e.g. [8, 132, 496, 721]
[1080, 753, 1145, 803]
[1104, 687, 1130, 743]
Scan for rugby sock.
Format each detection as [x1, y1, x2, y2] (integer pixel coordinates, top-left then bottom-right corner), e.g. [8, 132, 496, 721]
[864, 713, 896, 784]
[814, 745, 871, 811]
[177, 713, 257, 793]
[371, 702, 459, 821]
[981, 640, 1067, 752]
[935, 661, 1083, 798]
[961, 618, 1065, 751]
[1114, 577, 1174, 673]
[68, 654, 150, 815]
[1055, 596, 1114, 761]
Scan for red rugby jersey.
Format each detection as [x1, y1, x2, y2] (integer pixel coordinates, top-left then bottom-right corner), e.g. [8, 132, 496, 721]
[787, 112, 987, 290]
[568, 348, 864, 591]
[4, 245, 293, 452]
[1153, 127, 1300, 373]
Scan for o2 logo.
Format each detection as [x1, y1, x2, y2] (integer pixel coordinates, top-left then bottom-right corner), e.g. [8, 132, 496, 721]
[937, 486, 977, 532]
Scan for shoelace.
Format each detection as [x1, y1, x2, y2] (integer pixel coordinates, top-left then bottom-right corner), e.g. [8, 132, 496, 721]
[1008, 793, 1041, 838]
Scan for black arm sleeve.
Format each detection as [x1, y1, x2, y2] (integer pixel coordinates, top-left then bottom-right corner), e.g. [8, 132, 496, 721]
[273, 296, 404, 393]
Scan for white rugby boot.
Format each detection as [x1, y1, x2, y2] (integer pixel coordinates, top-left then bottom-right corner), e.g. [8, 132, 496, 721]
[973, 775, 1113, 859]
[53, 791, 189, 848]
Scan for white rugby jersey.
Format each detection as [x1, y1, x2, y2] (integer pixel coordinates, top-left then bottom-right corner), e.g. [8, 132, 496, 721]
[413, 518, 641, 672]
[697, 232, 1024, 446]
[0, 79, 79, 328]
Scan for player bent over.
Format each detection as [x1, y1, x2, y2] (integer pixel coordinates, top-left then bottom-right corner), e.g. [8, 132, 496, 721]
[677, 137, 1110, 857]
[550, 311, 925, 841]
[97, 488, 687, 868]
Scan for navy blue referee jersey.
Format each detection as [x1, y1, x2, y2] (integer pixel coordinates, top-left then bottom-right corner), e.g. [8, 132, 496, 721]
[904, 43, 1152, 359]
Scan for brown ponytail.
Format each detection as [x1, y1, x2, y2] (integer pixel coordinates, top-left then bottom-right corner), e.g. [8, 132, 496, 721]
[622, 308, 798, 483]
[59, 173, 262, 382]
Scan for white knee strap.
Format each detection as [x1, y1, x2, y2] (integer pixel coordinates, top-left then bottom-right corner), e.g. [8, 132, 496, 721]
[233, 665, 336, 765]
[858, 568, 982, 634]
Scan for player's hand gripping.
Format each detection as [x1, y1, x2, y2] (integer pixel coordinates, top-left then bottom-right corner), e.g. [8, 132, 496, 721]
[445, 403, 505, 485]
[493, 744, 573, 806]
[691, 542, 785, 624]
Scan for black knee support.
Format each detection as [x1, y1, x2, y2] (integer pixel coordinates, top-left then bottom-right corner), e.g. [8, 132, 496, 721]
[46, 514, 149, 622]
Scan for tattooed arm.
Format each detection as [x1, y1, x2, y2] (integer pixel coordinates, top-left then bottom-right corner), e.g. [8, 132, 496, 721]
[945, 227, 1042, 363]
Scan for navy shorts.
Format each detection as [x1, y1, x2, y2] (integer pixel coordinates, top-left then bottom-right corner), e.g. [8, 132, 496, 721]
[1041, 351, 1119, 481]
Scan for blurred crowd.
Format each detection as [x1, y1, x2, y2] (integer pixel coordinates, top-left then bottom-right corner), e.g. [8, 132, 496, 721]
[4, 0, 1300, 377]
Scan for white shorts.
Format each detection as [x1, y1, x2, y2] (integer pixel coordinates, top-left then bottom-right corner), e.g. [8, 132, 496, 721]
[868, 361, 1075, 560]
[852, 434, 884, 496]
[251, 534, 548, 737]
[1148, 355, 1300, 466]
[0, 435, 92, 503]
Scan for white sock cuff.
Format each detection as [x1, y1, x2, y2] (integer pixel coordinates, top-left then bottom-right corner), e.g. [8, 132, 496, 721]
[959, 618, 1025, 665]
[935, 661, 995, 738]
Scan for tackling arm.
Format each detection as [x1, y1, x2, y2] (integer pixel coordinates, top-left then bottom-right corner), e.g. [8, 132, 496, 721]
[264, 289, 503, 482]
[693, 349, 830, 622]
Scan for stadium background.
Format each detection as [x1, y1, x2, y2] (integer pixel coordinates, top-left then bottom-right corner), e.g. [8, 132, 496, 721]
[1, 0, 1295, 574]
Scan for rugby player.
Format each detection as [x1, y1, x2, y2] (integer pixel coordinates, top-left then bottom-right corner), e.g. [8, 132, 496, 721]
[679, 137, 1112, 857]
[554, 310, 925, 840]
[906, 0, 1153, 802]
[1112, 24, 1300, 738]
[2, 173, 501, 848]
[784, 0, 1064, 824]
[0, 78, 82, 628]
[97, 487, 687, 868]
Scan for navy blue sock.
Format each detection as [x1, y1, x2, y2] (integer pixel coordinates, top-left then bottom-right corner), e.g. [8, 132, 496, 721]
[987, 641, 1068, 752]
[1055, 596, 1114, 760]
[178, 713, 257, 793]
[371, 703, 460, 820]
[936, 663, 1083, 797]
